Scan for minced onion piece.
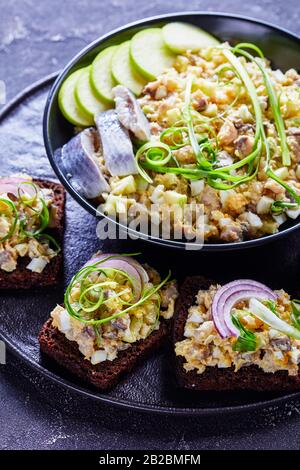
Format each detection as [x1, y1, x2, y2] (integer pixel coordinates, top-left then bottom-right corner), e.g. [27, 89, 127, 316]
[183, 75, 201, 159]
[249, 298, 300, 340]
[212, 280, 276, 338]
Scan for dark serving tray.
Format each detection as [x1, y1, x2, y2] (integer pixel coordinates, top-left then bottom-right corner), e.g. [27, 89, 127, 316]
[1, 76, 300, 416]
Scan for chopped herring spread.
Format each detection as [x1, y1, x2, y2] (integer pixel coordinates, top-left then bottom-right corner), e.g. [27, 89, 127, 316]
[0, 175, 59, 273]
[175, 285, 300, 376]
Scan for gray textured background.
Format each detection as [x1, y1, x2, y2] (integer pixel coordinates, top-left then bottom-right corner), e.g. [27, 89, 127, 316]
[1, 0, 300, 451]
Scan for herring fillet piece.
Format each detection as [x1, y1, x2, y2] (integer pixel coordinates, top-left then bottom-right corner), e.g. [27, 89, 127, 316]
[60, 127, 110, 199]
[95, 109, 138, 176]
[113, 85, 151, 141]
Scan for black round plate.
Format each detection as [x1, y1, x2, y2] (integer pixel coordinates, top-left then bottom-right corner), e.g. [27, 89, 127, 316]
[44, 11, 300, 251]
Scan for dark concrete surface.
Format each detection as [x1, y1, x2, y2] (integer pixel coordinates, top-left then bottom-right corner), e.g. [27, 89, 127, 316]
[1, 0, 300, 451]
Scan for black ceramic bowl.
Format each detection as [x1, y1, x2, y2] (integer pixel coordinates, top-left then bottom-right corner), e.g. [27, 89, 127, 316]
[43, 11, 300, 251]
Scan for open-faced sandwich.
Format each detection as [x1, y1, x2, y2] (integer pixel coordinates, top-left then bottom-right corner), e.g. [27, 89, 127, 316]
[0, 175, 65, 289]
[39, 253, 178, 390]
[174, 277, 300, 391]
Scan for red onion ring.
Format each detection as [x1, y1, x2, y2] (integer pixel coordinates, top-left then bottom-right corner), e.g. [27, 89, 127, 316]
[212, 279, 276, 338]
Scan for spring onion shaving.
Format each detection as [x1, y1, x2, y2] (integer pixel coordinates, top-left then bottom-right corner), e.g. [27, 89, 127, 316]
[17, 181, 39, 206]
[35, 233, 61, 253]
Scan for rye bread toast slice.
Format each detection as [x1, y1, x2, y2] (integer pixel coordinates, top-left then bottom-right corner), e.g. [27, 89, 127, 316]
[39, 317, 169, 391]
[173, 276, 300, 391]
[0, 179, 65, 289]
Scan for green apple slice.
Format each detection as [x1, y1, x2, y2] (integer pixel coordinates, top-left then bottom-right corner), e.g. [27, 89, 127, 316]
[130, 28, 176, 80]
[91, 46, 118, 104]
[112, 41, 146, 96]
[58, 69, 93, 127]
[162, 22, 220, 53]
[75, 66, 109, 118]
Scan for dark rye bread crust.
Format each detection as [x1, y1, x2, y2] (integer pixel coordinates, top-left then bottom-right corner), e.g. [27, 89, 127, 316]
[173, 276, 300, 391]
[39, 317, 169, 391]
[0, 179, 65, 289]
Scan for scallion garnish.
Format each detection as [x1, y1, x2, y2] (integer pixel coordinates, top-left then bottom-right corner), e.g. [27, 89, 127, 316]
[35, 233, 61, 253]
[265, 300, 278, 316]
[0, 197, 18, 242]
[233, 43, 290, 166]
[291, 300, 300, 330]
[135, 142, 172, 183]
[64, 255, 171, 326]
[134, 42, 299, 217]
[160, 127, 190, 149]
[20, 197, 50, 237]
